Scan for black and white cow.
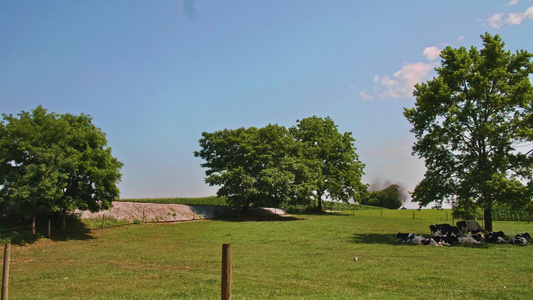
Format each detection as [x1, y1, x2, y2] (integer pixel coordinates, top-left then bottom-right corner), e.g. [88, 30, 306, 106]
[396, 233, 427, 245]
[423, 238, 449, 246]
[429, 224, 461, 237]
[486, 231, 507, 243]
[456, 220, 486, 234]
[511, 233, 531, 245]
[429, 235, 458, 246]
[457, 233, 483, 245]
[395, 233, 409, 240]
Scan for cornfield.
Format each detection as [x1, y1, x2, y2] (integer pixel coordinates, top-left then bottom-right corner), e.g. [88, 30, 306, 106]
[492, 205, 532, 222]
[116, 196, 229, 206]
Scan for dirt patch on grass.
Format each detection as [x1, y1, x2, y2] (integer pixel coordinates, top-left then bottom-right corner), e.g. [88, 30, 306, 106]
[75, 202, 286, 222]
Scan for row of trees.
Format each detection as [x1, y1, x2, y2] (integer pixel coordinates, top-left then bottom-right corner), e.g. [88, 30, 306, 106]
[194, 116, 367, 213]
[0, 106, 123, 232]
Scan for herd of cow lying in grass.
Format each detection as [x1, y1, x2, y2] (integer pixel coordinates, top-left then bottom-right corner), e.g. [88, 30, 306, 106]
[396, 220, 531, 246]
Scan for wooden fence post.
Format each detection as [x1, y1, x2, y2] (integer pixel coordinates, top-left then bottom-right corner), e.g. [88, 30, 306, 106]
[102, 215, 105, 229]
[412, 211, 415, 219]
[48, 219, 51, 239]
[446, 211, 448, 221]
[2, 243, 10, 300]
[221, 244, 232, 300]
[380, 208, 383, 218]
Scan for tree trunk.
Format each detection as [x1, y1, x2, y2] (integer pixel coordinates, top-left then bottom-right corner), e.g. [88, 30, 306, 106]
[484, 206, 493, 232]
[317, 191, 324, 212]
[61, 209, 67, 230]
[31, 214, 36, 235]
[242, 202, 249, 217]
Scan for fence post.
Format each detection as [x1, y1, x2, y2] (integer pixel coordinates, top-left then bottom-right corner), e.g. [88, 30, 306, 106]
[381, 208, 383, 218]
[446, 211, 448, 221]
[48, 219, 51, 239]
[412, 211, 415, 219]
[221, 244, 232, 300]
[102, 215, 105, 229]
[2, 243, 10, 300]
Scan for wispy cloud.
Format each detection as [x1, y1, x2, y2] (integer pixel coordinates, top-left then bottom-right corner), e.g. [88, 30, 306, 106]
[486, 12, 505, 29]
[506, 0, 520, 6]
[359, 91, 375, 101]
[486, 5, 533, 28]
[360, 46, 440, 100]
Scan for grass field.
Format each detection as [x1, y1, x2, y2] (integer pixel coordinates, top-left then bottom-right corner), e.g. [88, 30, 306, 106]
[2, 209, 533, 299]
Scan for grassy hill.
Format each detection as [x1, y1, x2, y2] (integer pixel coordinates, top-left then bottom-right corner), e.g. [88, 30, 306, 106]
[3, 209, 533, 299]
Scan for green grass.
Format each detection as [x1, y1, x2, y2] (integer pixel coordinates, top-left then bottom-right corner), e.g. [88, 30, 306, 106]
[3, 209, 533, 299]
[81, 216, 133, 229]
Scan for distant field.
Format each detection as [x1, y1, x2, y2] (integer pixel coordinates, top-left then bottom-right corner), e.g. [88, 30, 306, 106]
[117, 196, 229, 206]
[3, 209, 533, 299]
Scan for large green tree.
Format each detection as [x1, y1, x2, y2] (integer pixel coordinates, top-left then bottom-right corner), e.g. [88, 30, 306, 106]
[290, 116, 366, 210]
[0, 106, 123, 231]
[404, 33, 533, 231]
[194, 124, 320, 214]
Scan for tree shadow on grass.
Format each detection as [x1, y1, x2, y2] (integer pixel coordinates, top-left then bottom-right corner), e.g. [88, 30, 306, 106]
[218, 215, 306, 222]
[353, 233, 400, 245]
[0, 215, 93, 246]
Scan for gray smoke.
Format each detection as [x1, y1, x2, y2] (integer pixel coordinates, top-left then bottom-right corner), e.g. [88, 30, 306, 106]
[369, 180, 409, 204]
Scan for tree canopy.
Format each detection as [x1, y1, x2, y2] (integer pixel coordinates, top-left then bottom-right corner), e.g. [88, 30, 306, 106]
[290, 116, 366, 210]
[194, 117, 366, 212]
[404, 33, 533, 231]
[0, 106, 123, 229]
[360, 184, 404, 210]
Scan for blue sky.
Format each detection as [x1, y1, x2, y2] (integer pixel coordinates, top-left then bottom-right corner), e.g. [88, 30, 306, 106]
[1, 1, 533, 208]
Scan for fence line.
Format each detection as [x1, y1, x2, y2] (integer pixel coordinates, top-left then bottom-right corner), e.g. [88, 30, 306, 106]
[347, 209, 532, 224]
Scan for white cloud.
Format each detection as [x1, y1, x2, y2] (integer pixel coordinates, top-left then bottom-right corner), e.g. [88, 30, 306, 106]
[486, 6, 533, 28]
[506, 0, 520, 6]
[506, 12, 525, 25]
[373, 62, 437, 99]
[525, 6, 533, 19]
[487, 12, 505, 28]
[363, 46, 439, 100]
[423, 46, 441, 61]
[457, 35, 465, 42]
